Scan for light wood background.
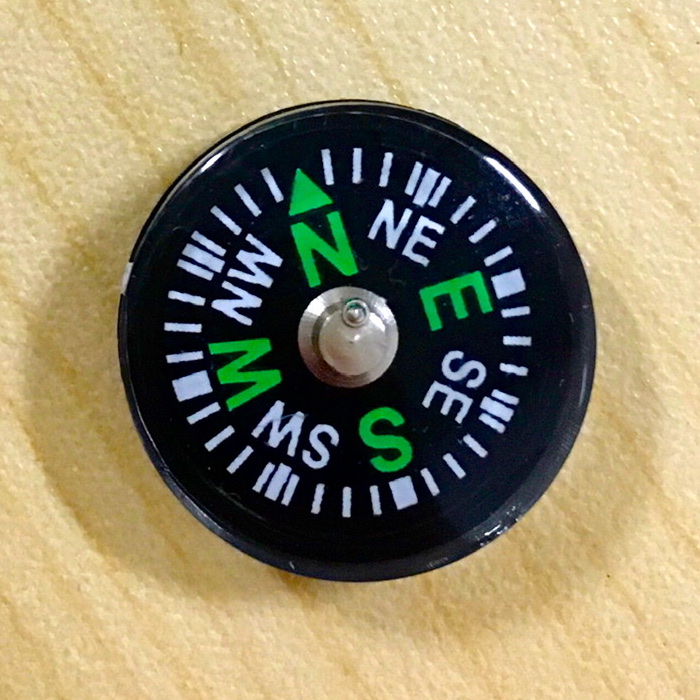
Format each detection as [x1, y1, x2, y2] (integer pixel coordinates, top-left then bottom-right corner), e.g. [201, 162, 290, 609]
[1, 1, 698, 698]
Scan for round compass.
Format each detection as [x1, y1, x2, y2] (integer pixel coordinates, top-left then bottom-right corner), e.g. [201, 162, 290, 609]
[119, 101, 595, 581]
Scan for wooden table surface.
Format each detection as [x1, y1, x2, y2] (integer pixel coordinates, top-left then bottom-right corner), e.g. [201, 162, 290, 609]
[1, 1, 698, 698]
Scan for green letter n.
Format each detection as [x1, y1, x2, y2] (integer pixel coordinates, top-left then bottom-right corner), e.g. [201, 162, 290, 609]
[208, 338, 281, 411]
[289, 169, 358, 288]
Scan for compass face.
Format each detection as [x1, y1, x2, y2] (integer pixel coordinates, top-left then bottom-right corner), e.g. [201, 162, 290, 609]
[119, 101, 595, 581]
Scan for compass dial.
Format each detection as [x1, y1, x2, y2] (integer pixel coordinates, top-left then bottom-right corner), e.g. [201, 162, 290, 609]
[119, 101, 595, 581]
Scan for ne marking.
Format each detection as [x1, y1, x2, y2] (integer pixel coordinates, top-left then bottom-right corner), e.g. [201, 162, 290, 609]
[164, 322, 201, 333]
[211, 206, 241, 235]
[389, 475, 419, 510]
[235, 184, 262, 217]
[227, 445, 253, 474]
[166, 351, 204, 364]
[205, 425, 234, 452]
[187, 402, 220, 424]
[369, 485, 382, 515]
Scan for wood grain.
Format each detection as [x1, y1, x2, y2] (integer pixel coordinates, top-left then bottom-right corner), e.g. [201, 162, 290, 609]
[0, 1, 698, 697]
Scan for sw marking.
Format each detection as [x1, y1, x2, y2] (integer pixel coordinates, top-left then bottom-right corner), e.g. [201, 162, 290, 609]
[367, 199, 446, 267]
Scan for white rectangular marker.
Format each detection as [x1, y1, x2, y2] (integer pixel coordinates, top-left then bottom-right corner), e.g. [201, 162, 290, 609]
[450, 196, 476, 224]
[501, 306, 531, 318]
[166, 351, 204, 364]
[164, 322, 202, 333]
[234, 184, 262, 217]
[463, 434, 488, 458]
[352, 147, 363, 184]
[413, 167, 440, 206]
[500, 363, 529, 377]
[281, 474, 299, 506]
[261, 168, 284, 202]
[503, 335, 532, 346]
[187, 402, 220, 424]
[177, 259, 213, 281]
[492, 389, 519, 405]
[253, 463, 276, 493]
[379, 152, 393, 187]
[405, 162, 423, 196]
[481, 396, 514, 422]
[484, 246, 513, 267]
[210, 206, 241, 235]
[491, 269, 526, 299]
[389, 476, 419, 510]
[205, 425, 234, 452]
[342, 487, 352, 518]
[168, 291, 206, 306]
[227, 445, 253, 474]
[480, 413, 505, 433]
[192, 231, 226, 256]
[443, 453, 466, 479]
[265, 464, 292, 501]
[172, 370, 213, 402]
[469, 219, 497, 244]
[311, 483, 325, 514]
[428, 176, 451, 207]
[369, 485, 382, 515]
[420, 468, 440, 496]
[321, 149, 334, 186]
[183, 243, 225, 273]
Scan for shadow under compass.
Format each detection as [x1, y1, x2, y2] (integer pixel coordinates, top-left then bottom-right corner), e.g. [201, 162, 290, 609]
[21, 175, 276, 602]
[22, 158, 660, 633]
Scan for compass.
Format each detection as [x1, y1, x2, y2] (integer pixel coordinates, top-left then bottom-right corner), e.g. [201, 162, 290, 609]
[119, 101, 595, 581]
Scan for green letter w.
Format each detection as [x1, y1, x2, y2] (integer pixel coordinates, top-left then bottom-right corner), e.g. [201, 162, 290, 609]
[208, 338, 282, 411]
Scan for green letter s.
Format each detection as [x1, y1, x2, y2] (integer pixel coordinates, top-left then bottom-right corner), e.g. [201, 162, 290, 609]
[359, 407, 413, 473]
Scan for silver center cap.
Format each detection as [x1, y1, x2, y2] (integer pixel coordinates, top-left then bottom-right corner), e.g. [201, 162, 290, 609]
[298, 286, 399, 388]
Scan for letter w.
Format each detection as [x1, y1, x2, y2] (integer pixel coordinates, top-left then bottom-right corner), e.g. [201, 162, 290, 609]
[209, 338, 282, 411]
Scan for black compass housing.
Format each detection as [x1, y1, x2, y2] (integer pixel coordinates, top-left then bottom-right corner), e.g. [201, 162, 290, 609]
[119, 101, 595, 581]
